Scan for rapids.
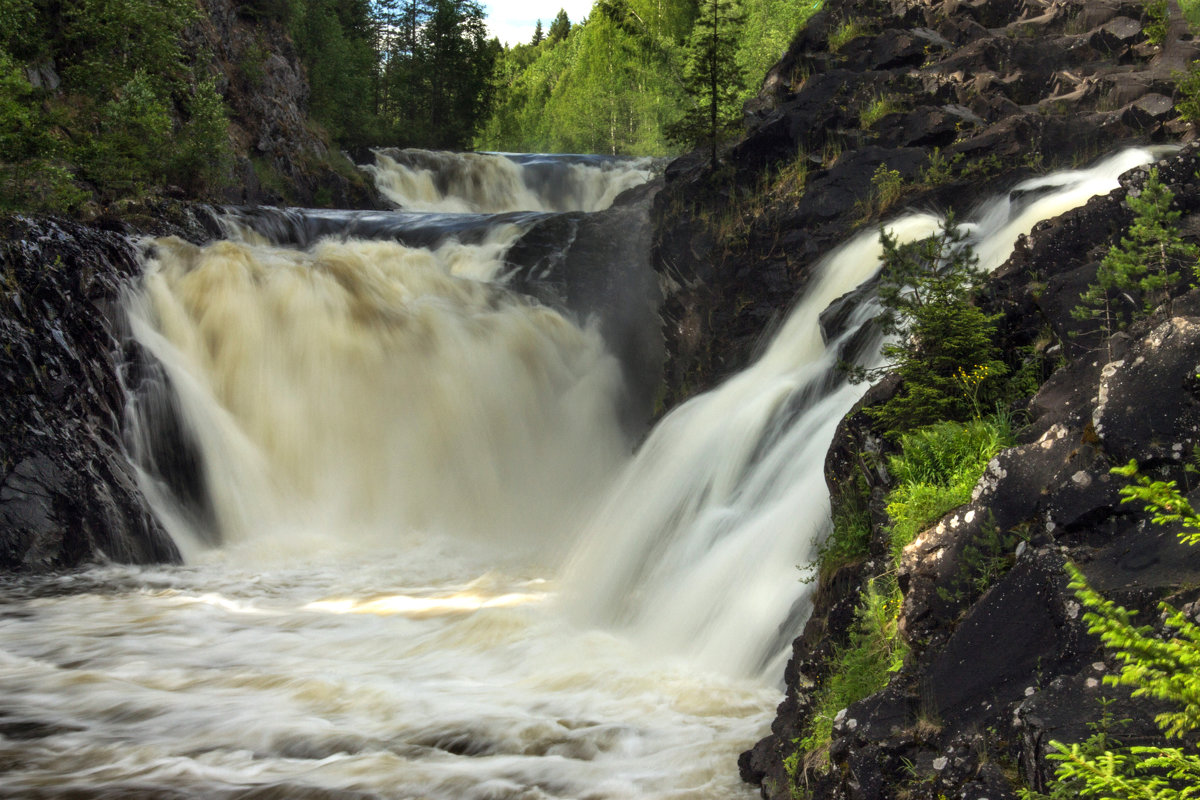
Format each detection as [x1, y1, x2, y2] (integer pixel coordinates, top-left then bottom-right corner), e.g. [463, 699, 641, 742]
[0, 148, 1158, 799]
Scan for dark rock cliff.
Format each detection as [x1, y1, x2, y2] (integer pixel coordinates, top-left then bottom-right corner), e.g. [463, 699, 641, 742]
[739, 142, 1200, 800]
[646, 0, 1200, 797]
[187, 0, 381, 208]
[653, 0, 1196, 410]
[0, 216, 191, 570]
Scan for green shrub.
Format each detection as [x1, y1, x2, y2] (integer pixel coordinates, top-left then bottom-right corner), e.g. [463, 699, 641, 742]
[80, 70, 172, 193]
[1073, 167, 1197, 338]
[828, 18, 866, 52]
[853, 216, 1008, 433]
[809, 476, 872, 585]
[795, 577, 908, 768]
[860, 94, 902, 129]
[168, 78, 232, 194]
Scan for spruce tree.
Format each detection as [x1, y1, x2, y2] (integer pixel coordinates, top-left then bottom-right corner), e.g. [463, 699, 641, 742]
[548, 9, 571, 44]
[1023, 462, 1200, 800]
[857, 216, 1007, 433]
[666, 0, 746, 169]
[1073, 167, 1199, 345]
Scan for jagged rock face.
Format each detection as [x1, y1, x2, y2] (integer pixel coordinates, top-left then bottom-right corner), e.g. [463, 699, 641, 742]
[653, 0, 1196, 412]
[187, 0, 380, 208]
[0, 217, 179, 570]
[743, 146, 1200, 800]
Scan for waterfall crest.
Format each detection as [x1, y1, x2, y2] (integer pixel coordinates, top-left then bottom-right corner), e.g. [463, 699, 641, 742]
[365, 148, 657, 213]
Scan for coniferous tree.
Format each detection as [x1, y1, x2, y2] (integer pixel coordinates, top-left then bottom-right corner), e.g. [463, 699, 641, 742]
[1072, 168, 1199, 348]
[854, 216, 1007, 434]
[532, 19, 544, 45]
[1023, 462, 1200, 800]
[666, 0, 746, 169]
[548, 9, 571, 43]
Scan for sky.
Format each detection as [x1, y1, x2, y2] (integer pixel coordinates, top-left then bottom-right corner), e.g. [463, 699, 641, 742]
[483, 0, 595, 47]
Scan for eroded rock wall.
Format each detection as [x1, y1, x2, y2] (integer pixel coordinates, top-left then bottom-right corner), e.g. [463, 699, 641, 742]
[0, 217, 182, 570]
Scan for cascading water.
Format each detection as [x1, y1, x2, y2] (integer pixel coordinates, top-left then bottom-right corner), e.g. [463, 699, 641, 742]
[0, 148, 1156, 800]
[366, 149, 658, 213]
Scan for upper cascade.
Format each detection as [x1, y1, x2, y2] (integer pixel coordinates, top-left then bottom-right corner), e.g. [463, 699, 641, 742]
[364, 149, 658, 213]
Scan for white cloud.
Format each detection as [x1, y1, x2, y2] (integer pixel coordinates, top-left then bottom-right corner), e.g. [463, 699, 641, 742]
[482, 1, 594, 48]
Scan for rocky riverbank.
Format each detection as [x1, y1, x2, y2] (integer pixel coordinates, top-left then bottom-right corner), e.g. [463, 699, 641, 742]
[0, 215, 198, 570]
[652, 1, 1200, 797]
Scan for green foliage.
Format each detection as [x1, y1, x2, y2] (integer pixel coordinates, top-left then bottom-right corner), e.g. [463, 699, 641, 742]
[860, 94, 902, 129]
[170, 79, 233, 193]
[548, 9, 571, 44]
[828, 18, 867, 52]
[861, 162, 905, 217]
[0, 0, 236, 208]
[478, 5, 685, 155]
[885, 417, 1013, 564]
[667, 0, 748, 168]
[79, 70, 173, 193]
[1074, 168, 1198, 339]
[1025, 461, 1200, 800]
[858, 217, 1009, 433]
[920, 147, 965, 185]
[479, 0, 824, 157]
[1144, 0, 1168, 45]
[735, 0, 823, 97]
[291, 0, 383, 147]
[1113, 460, 1200, 546]
[61, 0, 199, 96]
[807, 475, 873, 585]
[796, 577, 908, 768]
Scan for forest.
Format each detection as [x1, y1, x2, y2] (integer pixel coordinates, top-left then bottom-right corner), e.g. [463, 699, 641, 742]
[0, 0, 820, 210]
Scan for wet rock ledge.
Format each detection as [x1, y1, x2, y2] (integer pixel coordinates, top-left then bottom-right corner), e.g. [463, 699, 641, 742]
[0, 216, 186, 570]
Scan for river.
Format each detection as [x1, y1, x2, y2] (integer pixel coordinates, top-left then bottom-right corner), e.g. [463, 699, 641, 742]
[0, 147, 1158, 799]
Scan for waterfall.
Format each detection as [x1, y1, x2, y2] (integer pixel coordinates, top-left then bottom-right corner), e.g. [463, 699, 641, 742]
[125, 234, 629, 561]
[0, 147, 1160, 800]
[564, 148, 1160, 680]
[365, 148, 658, 213]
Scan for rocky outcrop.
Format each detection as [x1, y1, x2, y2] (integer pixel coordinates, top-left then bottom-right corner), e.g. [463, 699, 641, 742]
[653, 0, 1197, 411]
[0, 216, 182, 570]
[742, 146, 1200, 799]
[186, 0, 381, 208]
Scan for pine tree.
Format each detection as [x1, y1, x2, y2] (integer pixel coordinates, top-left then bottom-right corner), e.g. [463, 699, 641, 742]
[532, 19, 544, 45]
[666, 0, 746, 169]
[1073, 167, 1199, 345]
[1023, 461, 1200, 800]
[548, 9, 571, 44]
[855, 215, 1007, 434]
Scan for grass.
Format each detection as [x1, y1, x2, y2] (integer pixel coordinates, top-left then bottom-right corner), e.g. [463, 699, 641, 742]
[828, 19, 868, 52]
[787, 418, 1013, 795]
[858, 162, 906, 219]
[793, 577, 908, 771]
[860, 95, 903, 129]
[885, 417, 1014, 565]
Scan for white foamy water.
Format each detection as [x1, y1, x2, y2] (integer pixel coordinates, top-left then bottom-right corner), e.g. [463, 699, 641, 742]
[365, 149, 657, 213]
[0, 148, 1157, 799]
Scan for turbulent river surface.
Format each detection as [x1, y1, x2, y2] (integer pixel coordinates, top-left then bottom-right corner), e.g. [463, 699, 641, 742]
[0, 148, 1158, 799]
